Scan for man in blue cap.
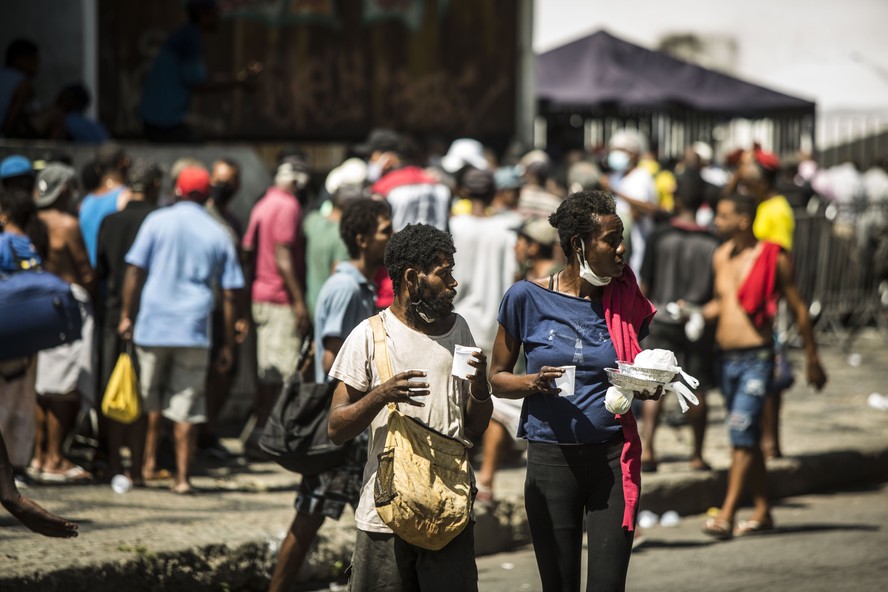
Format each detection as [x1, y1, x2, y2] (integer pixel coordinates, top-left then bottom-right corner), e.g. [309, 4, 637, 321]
[0, 155, 35, 194]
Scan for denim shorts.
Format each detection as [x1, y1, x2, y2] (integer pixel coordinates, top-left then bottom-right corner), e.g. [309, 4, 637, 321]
[720, 346, 774, 448]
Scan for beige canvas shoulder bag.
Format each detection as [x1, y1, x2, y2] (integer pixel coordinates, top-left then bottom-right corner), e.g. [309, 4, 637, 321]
[368, 314, 472, 551]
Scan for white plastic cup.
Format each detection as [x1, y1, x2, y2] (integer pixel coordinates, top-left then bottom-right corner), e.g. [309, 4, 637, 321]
[407, 369, 429, 393]
[111, 474, 132, 494]
[660, 510, 681, 527]
[452, 345, 482, 379]
[638, 510, 659, 529]
[554, 365, 576, 397]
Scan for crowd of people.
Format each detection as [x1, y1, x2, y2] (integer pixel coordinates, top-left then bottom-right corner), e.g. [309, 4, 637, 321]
[0, 122, 859, 591]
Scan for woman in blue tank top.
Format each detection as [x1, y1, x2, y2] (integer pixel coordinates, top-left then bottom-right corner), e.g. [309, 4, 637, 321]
[490, 190, 660, 592]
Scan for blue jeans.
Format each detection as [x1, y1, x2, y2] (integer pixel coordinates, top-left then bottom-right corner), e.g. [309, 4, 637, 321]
[720, 347, 774, 448]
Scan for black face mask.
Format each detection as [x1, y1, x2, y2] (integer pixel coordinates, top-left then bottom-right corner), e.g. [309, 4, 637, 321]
[211, 182, 237, 205]
[409, 276, 454, 324]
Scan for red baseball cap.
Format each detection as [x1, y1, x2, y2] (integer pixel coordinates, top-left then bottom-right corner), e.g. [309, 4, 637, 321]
[176, 166, 211, 197]
[753, 148, 780, 171]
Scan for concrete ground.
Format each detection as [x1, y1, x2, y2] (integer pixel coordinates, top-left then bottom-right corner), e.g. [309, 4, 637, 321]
[2, 329, 887, 591]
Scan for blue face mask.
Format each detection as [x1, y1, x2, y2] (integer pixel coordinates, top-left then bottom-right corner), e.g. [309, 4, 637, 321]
[607, 150, 631, 172]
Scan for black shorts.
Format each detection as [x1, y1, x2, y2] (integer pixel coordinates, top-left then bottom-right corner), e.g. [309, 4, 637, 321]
[294, 431, 368, 520]
[348, 522, 478, 592]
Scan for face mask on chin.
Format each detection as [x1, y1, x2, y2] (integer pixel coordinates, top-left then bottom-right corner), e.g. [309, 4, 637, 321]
[577, 239, 612, 287]
[366, 161, 383, 183]
[409, 276, 454, 324]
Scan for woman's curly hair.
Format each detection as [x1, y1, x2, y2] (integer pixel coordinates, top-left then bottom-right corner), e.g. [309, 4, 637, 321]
[548, 190, 617, 260]
[384, 223, 455, 292]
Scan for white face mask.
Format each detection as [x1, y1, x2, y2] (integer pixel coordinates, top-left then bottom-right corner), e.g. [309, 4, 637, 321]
[577, 239, 612, 286]
[607, 150, 631, 172]
[366, 161, 383, 183]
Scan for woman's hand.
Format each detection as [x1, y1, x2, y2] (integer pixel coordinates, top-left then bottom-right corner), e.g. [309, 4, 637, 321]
[528, 366, 565, 395]
[373, 370, 430, 407]
[633, 384, 664, 401]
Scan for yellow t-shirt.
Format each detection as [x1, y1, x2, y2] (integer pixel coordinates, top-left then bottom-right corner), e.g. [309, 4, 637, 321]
[754, 194, 794, 251]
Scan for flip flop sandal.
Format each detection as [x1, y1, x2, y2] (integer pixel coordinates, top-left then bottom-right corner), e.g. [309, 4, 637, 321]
[735, 519, 775, 536]
[41, 465, 92, 483]
[702, 517, 733, 540]
[143, 469, 173, 482]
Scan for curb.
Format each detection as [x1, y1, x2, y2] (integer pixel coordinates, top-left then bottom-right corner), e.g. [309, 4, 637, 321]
[5, 445, 888, 591]
[639, 444, 888, 516]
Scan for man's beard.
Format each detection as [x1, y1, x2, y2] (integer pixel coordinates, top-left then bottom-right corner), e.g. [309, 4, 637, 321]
[409, 277, 455, 324]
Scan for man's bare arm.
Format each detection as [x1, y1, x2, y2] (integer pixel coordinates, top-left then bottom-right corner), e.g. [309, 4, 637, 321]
[273, 243, 309, 335]
[65, 222, 96, 297]
[328, 372, 430, 445]
[777, 252, 827, 390]
[119, 265, 147, 340]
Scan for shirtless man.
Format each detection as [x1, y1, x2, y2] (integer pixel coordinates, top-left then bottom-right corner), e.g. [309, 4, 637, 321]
[32, 163, 96, 482]
[702, 194, 826, 539]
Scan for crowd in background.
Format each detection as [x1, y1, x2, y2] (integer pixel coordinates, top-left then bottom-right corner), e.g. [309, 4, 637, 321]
[3, 125, 884, 489]
[1, 115, 885, 580]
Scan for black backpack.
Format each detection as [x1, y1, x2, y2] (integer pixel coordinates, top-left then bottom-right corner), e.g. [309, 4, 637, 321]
[258, 341, 350, 475]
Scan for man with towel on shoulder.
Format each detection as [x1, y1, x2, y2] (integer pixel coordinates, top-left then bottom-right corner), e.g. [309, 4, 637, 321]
[699, 193, 826, 540]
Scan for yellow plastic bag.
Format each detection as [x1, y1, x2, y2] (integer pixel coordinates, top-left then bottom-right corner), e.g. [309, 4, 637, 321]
[101, 352, 141, 424]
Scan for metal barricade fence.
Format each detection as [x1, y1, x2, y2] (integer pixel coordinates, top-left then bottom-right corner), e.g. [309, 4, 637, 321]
[791, 200, 888, 347]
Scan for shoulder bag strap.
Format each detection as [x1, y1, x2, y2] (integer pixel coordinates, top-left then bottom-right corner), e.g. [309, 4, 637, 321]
[368, 314, 397, 412]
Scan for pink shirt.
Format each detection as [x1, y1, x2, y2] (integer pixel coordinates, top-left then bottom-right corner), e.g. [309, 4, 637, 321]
[243, 186, 305, 305]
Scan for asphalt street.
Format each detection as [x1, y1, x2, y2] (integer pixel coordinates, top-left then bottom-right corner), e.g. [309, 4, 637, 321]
[476, 483, 888, 592]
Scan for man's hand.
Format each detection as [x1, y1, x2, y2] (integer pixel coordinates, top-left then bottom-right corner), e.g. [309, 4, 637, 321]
[633, 384, 665, 401]
[806, 357, 827, 391]
[234, 318, 249, 345]
[528, 366, 564, 395]
[215, 344, 234, 374]
[467, 351, 491, 401]
[293, 300, 310, 336]
[467, 351, 488, 385]
[373, 370, 430, 407]
[118, 317, 133, 342]
[236, 61, 263, 90]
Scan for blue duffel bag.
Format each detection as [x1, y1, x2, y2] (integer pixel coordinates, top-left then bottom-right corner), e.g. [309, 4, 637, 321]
[0, 268, 83, 361]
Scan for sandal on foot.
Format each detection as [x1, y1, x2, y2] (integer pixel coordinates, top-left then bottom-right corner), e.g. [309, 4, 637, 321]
[702, 518, 733, 540]
[735, 519, 774, 536]
[143, 469, 173, 482]
[690, 459, 712, 472]
[641, 460, 658, 473]
[41, 465, 92, 483]
[171, 483, 195, 495]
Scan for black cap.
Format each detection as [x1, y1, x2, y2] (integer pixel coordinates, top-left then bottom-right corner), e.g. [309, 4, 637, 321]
[354, 128, 400, 156]
[461, 167, 495, 199]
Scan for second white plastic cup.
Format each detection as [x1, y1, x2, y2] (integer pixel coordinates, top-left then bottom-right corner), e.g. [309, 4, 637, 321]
[452, 345, 482, 379]
[554, 365, 576, 397]
[407, 369, 429, 392]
